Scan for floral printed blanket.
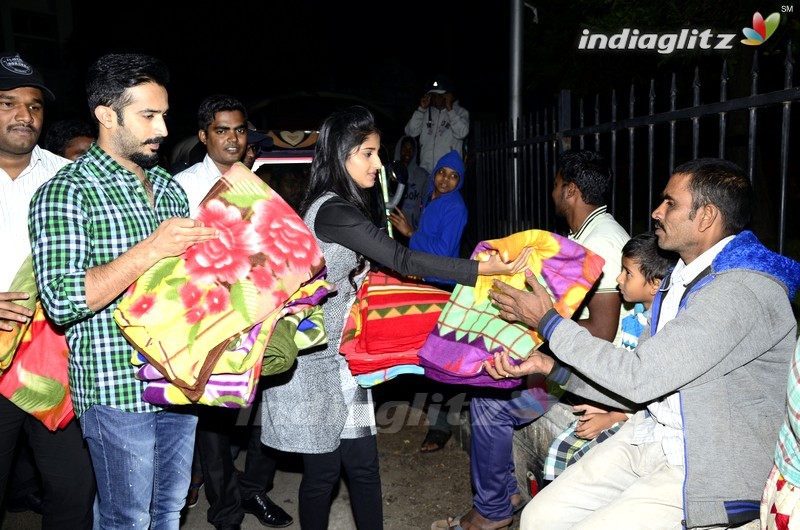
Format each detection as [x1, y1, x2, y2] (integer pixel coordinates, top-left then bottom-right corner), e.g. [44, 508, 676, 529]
[0, 256, 73, 430]
[0, 255, 38, 372]
[114, 163, 328, 402]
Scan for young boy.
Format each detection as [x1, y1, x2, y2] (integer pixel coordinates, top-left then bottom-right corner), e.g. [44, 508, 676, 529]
[542, 232, 677, 481]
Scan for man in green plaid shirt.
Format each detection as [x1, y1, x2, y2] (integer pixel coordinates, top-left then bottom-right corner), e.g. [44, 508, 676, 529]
[29, 53, 217, 530]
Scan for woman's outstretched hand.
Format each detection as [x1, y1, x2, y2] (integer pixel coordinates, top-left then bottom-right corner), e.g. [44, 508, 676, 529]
[477, 247, 532, 276]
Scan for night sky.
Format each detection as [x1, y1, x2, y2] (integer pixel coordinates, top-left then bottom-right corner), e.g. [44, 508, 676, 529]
[58, 1, 511, 148]
[53, 1, 795, 155]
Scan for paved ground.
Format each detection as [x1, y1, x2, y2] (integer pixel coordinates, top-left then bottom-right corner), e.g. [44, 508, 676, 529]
[0, 377, 496, 529]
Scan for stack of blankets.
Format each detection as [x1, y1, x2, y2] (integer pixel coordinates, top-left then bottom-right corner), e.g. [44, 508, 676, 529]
[340, 229, 605, 389]
[114, 163, 331, 407]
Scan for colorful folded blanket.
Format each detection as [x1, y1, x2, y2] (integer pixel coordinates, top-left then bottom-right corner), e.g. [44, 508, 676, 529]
[0, 255, 38, 372]
[417, 229, 605, 388]
[339, 269, 452, 376]
[134, 295, 328, 408]
[114, 163, 326, 401]
[0, 256, 73, 430]
[355, 365, 425, 388]
[0, 301, 73, 430]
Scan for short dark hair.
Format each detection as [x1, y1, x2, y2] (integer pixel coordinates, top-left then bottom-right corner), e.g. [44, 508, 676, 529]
[43, 119, 97, 157]
[86, 53, 169, 120]
[556, 149, 611, 206]
[197, 94, 247, 131]
[622, 232, 678, 283]
[672, 158, 752, 235]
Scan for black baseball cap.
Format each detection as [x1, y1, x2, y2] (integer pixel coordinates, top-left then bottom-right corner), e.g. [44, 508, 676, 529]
[0, 52, 55, 101]
[426, 74, 454, 95]
[246, 122, 274, 148]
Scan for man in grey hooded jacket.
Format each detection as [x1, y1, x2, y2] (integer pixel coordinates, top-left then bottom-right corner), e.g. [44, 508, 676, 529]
[486, 158, 800, 529]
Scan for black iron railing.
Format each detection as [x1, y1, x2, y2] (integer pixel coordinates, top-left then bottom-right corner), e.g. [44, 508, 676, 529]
[467, 41, 800, 259]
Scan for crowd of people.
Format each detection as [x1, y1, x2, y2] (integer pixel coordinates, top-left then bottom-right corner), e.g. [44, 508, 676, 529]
[1, 48, 800, 530]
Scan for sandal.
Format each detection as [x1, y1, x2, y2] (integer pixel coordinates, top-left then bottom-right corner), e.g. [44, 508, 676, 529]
[431, 510, 512, 530]
[420, 429, 452, 453]
[186, 477, 204, 509]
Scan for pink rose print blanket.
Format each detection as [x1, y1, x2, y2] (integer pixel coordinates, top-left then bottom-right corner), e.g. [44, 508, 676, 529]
[417, 229, 605, 388]
[114, 163, 327, 402]
[132, 279, 329, 408]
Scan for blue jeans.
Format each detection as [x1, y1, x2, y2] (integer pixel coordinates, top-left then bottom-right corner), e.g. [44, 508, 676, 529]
[469, 380, 560, 521]
[79, 405, 197, 530]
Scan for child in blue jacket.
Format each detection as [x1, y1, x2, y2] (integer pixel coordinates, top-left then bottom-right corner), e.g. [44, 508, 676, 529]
[390, 149, 466, 286]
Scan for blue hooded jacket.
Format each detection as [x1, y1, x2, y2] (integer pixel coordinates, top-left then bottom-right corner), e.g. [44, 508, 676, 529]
[409, 150, 467, 284]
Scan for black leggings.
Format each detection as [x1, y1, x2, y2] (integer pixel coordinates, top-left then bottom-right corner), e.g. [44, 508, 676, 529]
[300, 435, 383, 529]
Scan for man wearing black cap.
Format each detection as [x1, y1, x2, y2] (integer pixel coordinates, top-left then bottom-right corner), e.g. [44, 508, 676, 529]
[175, 94, 292, 530]
[242, 122, 274, 170]
[0, 51, 96, 529]
[404, 73, 470, 174]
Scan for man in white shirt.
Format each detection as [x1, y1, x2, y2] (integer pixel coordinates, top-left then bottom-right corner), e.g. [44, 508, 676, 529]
[403, 74, 470, 174]
[452, 150, 629, 529]
[174, 94, 291, 530]
[0, 51, 95, 529]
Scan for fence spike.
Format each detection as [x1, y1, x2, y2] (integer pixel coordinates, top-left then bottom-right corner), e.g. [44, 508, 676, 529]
[751, 50, 760, 95]
[649, 79, 656, 115]
[594, 94, 600, 125]
[670, 73, 677, 111]
[629, 84, 636, 118]
[693, 67, 701, 106]
[611, 88, 617, 122]
[720, 60, 728, 102]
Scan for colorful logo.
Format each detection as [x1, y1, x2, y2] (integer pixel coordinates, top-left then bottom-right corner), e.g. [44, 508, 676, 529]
[741, 12, 780, 46]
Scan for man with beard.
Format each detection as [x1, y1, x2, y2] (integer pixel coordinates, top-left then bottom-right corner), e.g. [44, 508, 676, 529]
[0, 51, 96, 529]
[488, 158, 800, 529]
[175, 94, 293, 530]
[28, 53, 218, 529]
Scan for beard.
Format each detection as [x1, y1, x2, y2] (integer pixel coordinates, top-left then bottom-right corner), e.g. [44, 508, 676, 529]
[113, 130, 165, 170]
[129, 150, 160, 169]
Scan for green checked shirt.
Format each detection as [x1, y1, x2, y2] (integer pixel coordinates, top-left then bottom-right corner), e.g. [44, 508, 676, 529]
[28, 143, 189, 417]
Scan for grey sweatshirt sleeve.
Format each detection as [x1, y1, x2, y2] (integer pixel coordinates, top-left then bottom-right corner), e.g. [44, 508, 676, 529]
[543, 270, 795, 405]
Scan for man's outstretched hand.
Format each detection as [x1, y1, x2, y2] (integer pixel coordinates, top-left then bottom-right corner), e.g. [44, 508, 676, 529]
[483, 349, 555, 379]
[488, 269, 554, 328]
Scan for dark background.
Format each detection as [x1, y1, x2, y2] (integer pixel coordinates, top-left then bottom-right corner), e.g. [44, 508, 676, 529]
[52, 1, 512, 150]
[41, 1, 797, 157]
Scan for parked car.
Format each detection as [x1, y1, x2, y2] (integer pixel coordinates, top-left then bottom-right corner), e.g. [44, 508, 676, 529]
[252, 130, 407, 231]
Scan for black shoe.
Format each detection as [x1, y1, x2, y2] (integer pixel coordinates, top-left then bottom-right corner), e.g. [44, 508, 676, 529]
[6, 492, 43, 514]
[242, 493, 293, 528]
[213, 525, 241, 530]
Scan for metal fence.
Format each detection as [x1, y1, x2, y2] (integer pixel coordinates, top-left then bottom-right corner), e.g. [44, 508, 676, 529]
[465, 41, 800, 260]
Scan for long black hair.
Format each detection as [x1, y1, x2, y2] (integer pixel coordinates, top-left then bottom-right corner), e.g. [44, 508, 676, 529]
[299, 105, 380, 219]
[299, 106, 381, 289]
